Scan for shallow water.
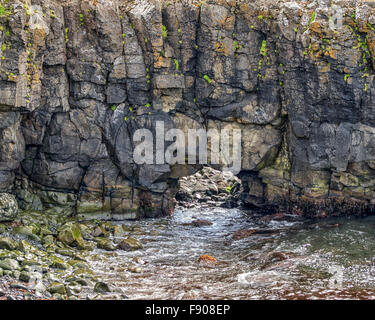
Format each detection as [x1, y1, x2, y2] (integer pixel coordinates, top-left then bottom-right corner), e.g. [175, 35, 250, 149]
[86, 207, 375, 299]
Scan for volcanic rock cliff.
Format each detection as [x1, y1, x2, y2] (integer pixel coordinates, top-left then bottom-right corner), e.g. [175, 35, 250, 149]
[1, 0, 375, 219]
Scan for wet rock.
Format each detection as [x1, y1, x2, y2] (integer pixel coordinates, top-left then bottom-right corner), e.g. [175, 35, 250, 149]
[96, 238, 116, 251]
[9, 283, 28, 290]
[191, 219, 213, 227]
[260, 251, 297, 270]
[66, 276, 88, 287]
[18, 240, 39, 255]
[94, 281, 111, 293]
[0, 258, 20, 271]
[55, 248, 76, 258]
[92, 226, 108, 238]
[13, 226, 40, 241]
[73, 268, 95, 278]
[127, 265, 143, 273]
[50, 256, 70, 270]
[0, 193, 18, 222]
[0, 237, 18, 250]
[47, 282, 66, 295]
[78, 240, 96, 251]
[117, 238, 143, 251]
[198, 254, 217, 265]
[79, 224, 94, 241]
[68, 260, 89, 269]
[57, 222, 84, 247]
[43, 235, 55, 246]
[19, 271, 31, 282]
[22, 260, 41, 267]
[113, 225, 126, 237]
[66, 283, 82, 296]
[34, 282, 47, 293]
[232, 229, 257, 240]
[0, 224, 6, 234]
[232, 229, 281, 240]
[132, 257, 146, 265]
[260, 213, 287, 222]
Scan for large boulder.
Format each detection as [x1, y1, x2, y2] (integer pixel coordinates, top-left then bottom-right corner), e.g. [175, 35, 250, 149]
[0, 193, 18, 222]
[57, 222, 84, 246]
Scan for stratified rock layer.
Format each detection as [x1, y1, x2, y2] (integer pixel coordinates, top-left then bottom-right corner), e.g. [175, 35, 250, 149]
[1, 0, 375, 218]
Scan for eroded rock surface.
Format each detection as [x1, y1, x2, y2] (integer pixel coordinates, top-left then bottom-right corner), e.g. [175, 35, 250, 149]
[1, 0, 375, 218]
[0, 193, 18, 222]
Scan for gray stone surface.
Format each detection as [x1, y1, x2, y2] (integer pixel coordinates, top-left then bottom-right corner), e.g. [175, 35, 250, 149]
[0, 193, 18, 222]
[0, 0, 375, 217]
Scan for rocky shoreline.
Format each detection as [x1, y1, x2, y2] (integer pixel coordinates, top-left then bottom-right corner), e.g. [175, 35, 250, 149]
[0, 207, 152, 300]
[0, 167, 239, 300]
[0, 167, 371, 300]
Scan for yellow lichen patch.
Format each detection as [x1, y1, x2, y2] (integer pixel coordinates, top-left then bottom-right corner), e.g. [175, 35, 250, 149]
[324, 48, 337, 59]
[214, 41, 229, 55]
[314, 51, 322, 59]
[8, 74, 18, 82]
[32, 27, 46, 47]
[240, 3, 250, 14]
[217, 15, 235, 31]
[154, 55, 170, 68]
[309, 21, 322, 34]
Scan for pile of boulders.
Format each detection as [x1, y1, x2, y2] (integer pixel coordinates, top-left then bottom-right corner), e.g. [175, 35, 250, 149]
[175, 167, 242, 208]
[0, 195, 149, 300]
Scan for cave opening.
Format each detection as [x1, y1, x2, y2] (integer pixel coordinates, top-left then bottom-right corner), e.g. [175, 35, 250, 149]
[174, 166, 243, 211]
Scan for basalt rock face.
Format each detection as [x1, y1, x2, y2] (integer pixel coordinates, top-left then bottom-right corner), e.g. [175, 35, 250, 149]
[1, 0, 375, 219]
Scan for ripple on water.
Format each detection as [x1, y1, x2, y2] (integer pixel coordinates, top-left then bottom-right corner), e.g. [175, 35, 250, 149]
[85, 208, 375, 299]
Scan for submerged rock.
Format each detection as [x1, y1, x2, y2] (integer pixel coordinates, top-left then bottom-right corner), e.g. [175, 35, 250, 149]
[94, 281, 111, 293]
[96, 238, 116, 251]
[127, 265, 143, 273]
[117, 238, 143, 251]
[191, 219, 213, 227]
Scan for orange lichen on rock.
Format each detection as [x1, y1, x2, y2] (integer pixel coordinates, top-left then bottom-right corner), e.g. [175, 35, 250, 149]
[198, 254, 217, 264]
[309, 21, 322, 34]
[325, 49, 337, 59]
